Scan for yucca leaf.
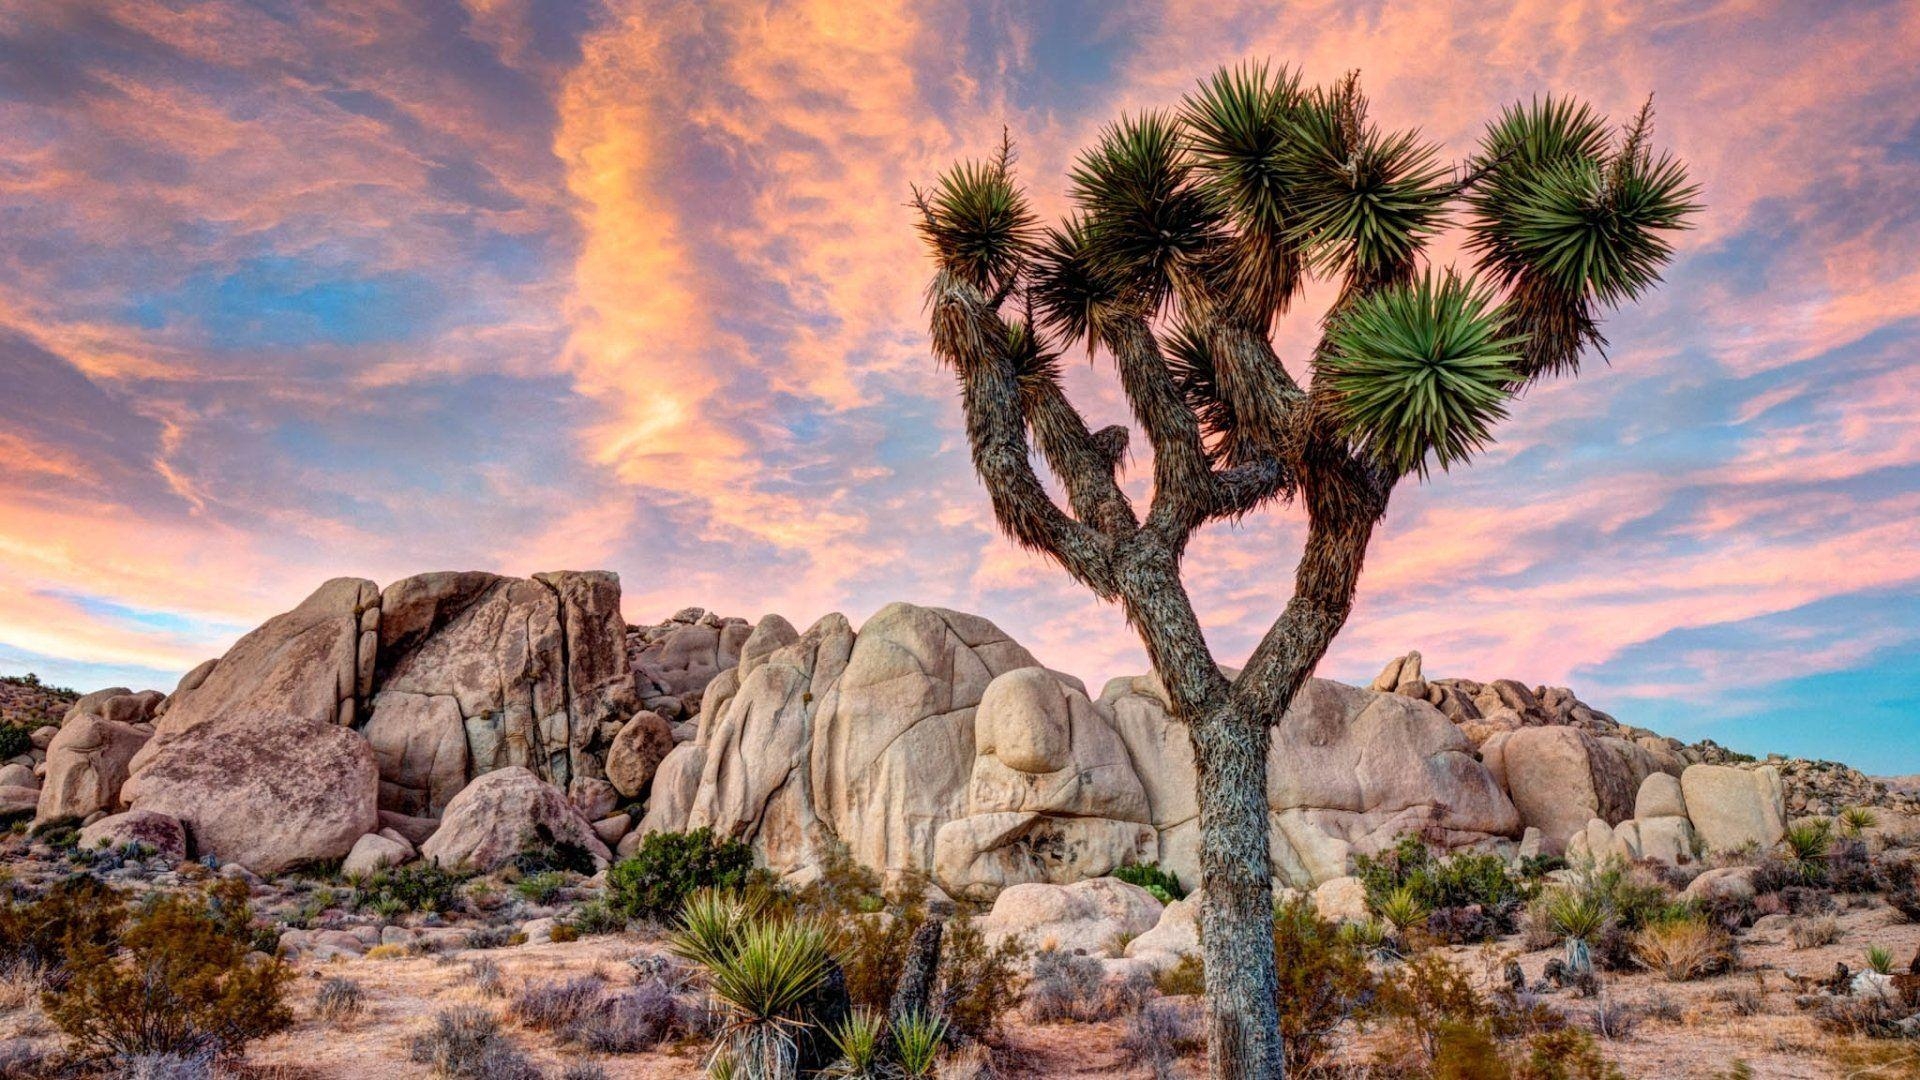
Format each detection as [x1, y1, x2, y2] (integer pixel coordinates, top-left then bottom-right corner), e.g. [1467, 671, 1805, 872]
[1068, 111, 1224, 311]
[915, 142, 1038, 297]
[1319, 270, 1522, 476]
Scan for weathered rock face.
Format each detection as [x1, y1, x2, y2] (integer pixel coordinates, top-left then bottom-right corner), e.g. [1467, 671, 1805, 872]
[419, 765, 610, 872]
[35, 715, 150, 822]
[120, 713, 379, 873]
[1104, 673, 1519, 889]
[627, 608, 753, 718]
[1489, 726, 1679, 849]
[148, 578, 379, 746]
[1681, 764, 1786, 853]
[365, 571, 637, 812]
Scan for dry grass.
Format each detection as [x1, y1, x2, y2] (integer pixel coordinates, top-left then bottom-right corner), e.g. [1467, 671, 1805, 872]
[1788, 915, 1842, 950]
[1633, 919, 1735, 981]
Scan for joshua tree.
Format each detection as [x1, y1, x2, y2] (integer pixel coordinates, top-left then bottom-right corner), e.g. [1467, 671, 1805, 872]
[915, 63, 1696, 1078]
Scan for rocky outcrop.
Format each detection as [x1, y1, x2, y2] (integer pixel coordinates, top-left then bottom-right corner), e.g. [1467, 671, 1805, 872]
[419, 765, 610, 872]
[627, 608, 753, 720]
[1487, 726, 1679, 847]
[1682, 764, 1786, 853]
[120, 713, 379, 873]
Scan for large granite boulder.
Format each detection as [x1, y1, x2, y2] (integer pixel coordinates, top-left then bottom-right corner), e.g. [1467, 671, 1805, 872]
[121, 713, 379, 873]
[1489, 726, 1679, 848]
[933, 667, 1155, 900]
[1681, 765, 1786, 853]
[364, 571, 637, 810]
[419, 766, 610, 872]
[35, 715, 150, 823]
[605, 711, 675, 799]
[78, 810, 187, 860]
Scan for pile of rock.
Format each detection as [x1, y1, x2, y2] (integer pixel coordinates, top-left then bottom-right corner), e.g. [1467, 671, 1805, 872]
[0, 675, 79, 729]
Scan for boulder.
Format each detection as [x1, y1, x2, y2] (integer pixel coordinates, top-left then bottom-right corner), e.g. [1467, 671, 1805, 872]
[378, 809, 441, 848]
[361, 692, 469, 818]
[1683, 866, 1758, 905]
[569, 776, 620, 822]
[1635, 773, 1687, 820]
[143, 578, 378, 751]
[978, 877, 1164, 956]
[1124, 890, 1201, 970]
[628, 612, 752, 703]
[419, 766, 610, 872]
[604, 711, 675, 799]
[343, 831, 414, 876]
[934, 812, 1157, 902]
[591, 813, 632, 846]
[1312, 876, 1371, 923]
[36, 716, 150, 823]
[0, 785, 39, 817]
[630, 742, 703, 847]
[1681, 765, 1786, 853]
[77, 809, 186, 860]
[1495, 726, 1677, 847]
[0, 763, 32, 789]
[1635, 815, 1700, 866]
[121, 712, 379, 873]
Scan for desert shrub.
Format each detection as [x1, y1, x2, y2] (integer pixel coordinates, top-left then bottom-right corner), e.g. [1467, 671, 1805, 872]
[1788, 915, 1841, 949]
[1814, 992, 1915, 1038]
[0, 874, 127, 972]
[1866, 945, 1896, 975]
[313, 976, 365, 1023]
[569, 981, 683, 1053]
[1373, 953, 1483, 1062]
[409, 1006, 540, 1079]
[1272, 897, 1375, 1073]
[834, 907, 923, 1012]
[42, 881, 290, 1062]
[1710, 984, 1763, 1016]
[1024, 948, 1108, 1023]
[562, 1065, 609, 1080]
[0, 723, 31, 762]
[1825, 838, 1877, 893]
[1875, 857, 1920, 922]
[1631, 916, 1734, 981]
[511, 824, 599, 877]
[463, 925, 516, 950]
[508, 975, 606, 1031]
[1583, 995, 1639, 1041]
[933, 914, 1026, 1042]
[566, 899, 627, 937]
[1121, 997, 1204, 1077]
[512, 872, 567, 905]
[1113, 862, 1185, 903]
[1357, 837, 1532, 941]
[608, 828, 756, 923]
[356, 863, 470, 915]
[1430, 1020, 1508, 1080]
[1154, 953, 1205, 997]
[1513, 1027, 1625, 1080]
[463, 958, 505, 999]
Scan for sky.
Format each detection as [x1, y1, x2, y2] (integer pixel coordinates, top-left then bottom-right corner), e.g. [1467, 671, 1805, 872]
[2, 0, 1918, 773]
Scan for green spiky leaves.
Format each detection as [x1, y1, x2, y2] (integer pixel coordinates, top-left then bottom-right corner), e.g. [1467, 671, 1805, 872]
[1281, 75, 1454, 287]
[1467, 97, 1700, 375]
[1068, 112, 1223, 312]
[1320, 271, 1524, 477]
[915, 141, 1037, 298]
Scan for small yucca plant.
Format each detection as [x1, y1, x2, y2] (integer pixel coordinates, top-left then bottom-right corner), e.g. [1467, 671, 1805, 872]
[1866, 945, 1895, 975]
[1782, 820, 1834, 884]
[891, 1010, 948, 1079]
[1543, 889, 1611, 944]
[824, 1007, 886, 1079]
[1839, 806, 1878, 838]
[669, 891, 834, 1080]
[1373, 884, 1431, 935]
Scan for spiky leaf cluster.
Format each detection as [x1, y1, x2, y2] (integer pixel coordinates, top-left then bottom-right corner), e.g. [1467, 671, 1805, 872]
[1067, 112, 1224, 312]
[1180, 62, 1308, 319]
[1319, 271, 1522, 476]
[914, 149, 1037, 298]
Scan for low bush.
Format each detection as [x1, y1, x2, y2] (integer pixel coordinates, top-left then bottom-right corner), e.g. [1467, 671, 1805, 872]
[1373, 952, 1484, 1063]
[508, 975, 605, 1032]
[354, 863, 470, 915]
[1513, 1027, 1626, 1080]
[409, 1006, 540, 1079]
[0, 723, 31, 762]
[314, 976, 365, 1024]
[463, 958, 505, 1000]
[43, 879, 291, 1062]
[607, 828, 756, 923]
[1356, 836, 1533, 942]
[1583, 995, 1639, 1041]
[1113, 862, 1185, 903]
[668, 890, 837, 1077]
[1632, 916, 1734, 981]
[826, 1007, 887, 1078]
[1154, 953, 1205, 997]
[892, 1009, 947, 1079]
[1121, 998, 1205, 1076]
[512, 872, 566, 905]
[0, 874, 126, 973]
[1024, 948, 1109, 1023]
[934, 913, 1026, 1042]
[1273, 897, 1376, 1074]
[1788, 915, 1841, 950]
[569, 982, 683, 1053]
[463, 926, 517, 950]
[511, 824, 599, 877]
[1781, 821, 1835, 885]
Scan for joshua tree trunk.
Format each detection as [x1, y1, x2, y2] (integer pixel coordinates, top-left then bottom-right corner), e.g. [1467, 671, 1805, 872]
[916, 64, 1694, 1080]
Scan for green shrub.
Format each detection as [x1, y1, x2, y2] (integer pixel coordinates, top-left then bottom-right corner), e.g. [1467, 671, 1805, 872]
[1355, 835, 1532, 941]
[0, 723, 32, 762]
[669, 891, 836, 1079]
[1513, 1028, 1625, 1080]
[512, 825, 599, 877]
[608, 828, 756, 922]
[892, 1010, 947, 1079]
[1781, 820, 1834, 884]
[1372, 952, 1485, 1062]
[1273, 897, 1375, 1075]
[42, 880, 291, 1061]
[513, 872, 566, 905]
[1113, 862, 1185, 902]
[0, 874, 127, 972]
[934, 914, 1026, 1042]
[355, 863, 470, 915]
